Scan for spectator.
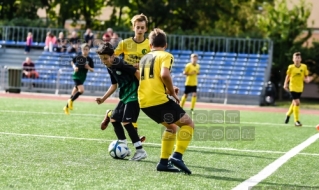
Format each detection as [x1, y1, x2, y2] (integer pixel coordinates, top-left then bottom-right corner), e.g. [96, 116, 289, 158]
[106, 28, 113, 36]
[110, 32, 122, 48]
[24, 32, 33, 54]
[84, 28, 94, 48]
[56, 32, 67, 53]
[44, 31, 57, 52]
[22, 57, 39, 79]
[102, 33, 111, 43]
[68, 31, 79, 53]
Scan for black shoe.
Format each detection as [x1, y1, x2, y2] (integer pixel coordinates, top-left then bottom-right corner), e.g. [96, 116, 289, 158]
[285, 116, 290, 124]
[156, 162, 180, 172]
[169, 156, 192, 174]
[295, 121, 302, 127]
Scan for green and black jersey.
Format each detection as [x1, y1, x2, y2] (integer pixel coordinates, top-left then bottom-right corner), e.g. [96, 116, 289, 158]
[107, 57, 138, 104]
[72, 56, 94, 83]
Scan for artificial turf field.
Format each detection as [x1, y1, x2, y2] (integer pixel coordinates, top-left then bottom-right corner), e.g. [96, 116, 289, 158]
[0, 93, 318, 190]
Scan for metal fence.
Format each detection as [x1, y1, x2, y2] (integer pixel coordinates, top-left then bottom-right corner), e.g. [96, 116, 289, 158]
[0, 66, 229, 103]
[0, 26, 273, 54]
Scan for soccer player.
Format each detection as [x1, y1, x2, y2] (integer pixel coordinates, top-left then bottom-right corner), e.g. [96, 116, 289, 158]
[284, 52, 311, 126]
[138, 28, 194, 174]
[95, 42, 147, 161]
[180, 54, 200, 114]
[63, 43, 94, 115]
[100, 13, 150, 142]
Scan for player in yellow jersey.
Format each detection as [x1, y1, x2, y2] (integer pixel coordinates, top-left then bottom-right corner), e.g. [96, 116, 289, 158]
[180, 54, 200, 114]
[100, 14, 149, 143]
[138, 28, 194, 174]
[283, 52, 311, 126]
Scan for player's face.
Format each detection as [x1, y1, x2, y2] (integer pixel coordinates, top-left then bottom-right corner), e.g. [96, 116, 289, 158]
[293, 55, 301, 63]
[82, 47, 90, 56]
[99, 54, 112, 67]
[133, 21, 147, 36]
[191, 56, 198, 63]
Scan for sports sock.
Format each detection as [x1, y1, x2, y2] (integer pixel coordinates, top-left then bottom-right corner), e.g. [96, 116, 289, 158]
[111, 122, 126, 140]
[191, 96, 197, 110]
[293, 105, 300, 122]
[161, 130, 176, 159]
[107, 110, 112, 117]
[132, 122, 138, 130]
[180, 95, 186, 108]
[71, 92, 82, 101]
[174, 125, 194, 155]
[123, 123, 142, 149]
[287, 103, 293, 116]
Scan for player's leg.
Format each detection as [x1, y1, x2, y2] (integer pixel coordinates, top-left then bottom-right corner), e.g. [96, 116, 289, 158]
[293, 93, 302, 126]
[122, 101, 147, 161]
[180, 86, 189, 108]
[110, 101, 127, 142]
[285, 92, 295, 123]
[190, 86, 197, 114]
[141, 104, 180, 172]
[168, 103, 194, 174]
[64, 80, 79, 114]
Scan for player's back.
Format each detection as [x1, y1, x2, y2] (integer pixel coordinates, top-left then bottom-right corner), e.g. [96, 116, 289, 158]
[138, 50, 174, 108]
[114, 37, 150, 65]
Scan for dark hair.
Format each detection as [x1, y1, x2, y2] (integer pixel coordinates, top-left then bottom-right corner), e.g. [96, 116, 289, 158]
[148, 28, 166, 48]
[293, 52, 301, 56]
[96, 42, 114, 56]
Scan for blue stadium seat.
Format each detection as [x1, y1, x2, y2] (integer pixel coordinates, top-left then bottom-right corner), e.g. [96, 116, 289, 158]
[225, 52, 237, 58]
[237, 53, 249, 58]
[202, 55, 214, 60]
[250, 86, 263, 91]
[215, 52, 227, 57]
[237, 90, 249, 95]
[180, 50, 192, 55]
[192, 51, 204, 56]
[213, 57, 224, 61]
[16, 41, 26, 46]
[227, 90, 237, 95]
[240, 81, 252, 86]
[247, 58, 259, 63]
[37, 42, 46, 47]
[179, 55, 189, 59]
[248, 90, 261, 96]
[249, 54, 260, 59]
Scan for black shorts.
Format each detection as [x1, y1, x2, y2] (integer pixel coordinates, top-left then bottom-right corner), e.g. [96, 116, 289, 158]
[73, 79, 84, 86]
[290, 91, 302, 100]
[111, 100, 140, 123]
[141, 99, 186, 124]
[184, 86, 197, 94]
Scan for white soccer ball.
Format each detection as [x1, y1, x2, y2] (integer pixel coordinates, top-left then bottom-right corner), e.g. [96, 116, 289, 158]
[108, 140, 129, 159]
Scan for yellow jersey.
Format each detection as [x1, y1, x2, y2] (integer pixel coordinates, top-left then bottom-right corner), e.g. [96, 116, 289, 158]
[286, 63, 309, 92]
[138, 51, 174, 108]
[184, 63, 200, 86]
[114, 37, 150, 65]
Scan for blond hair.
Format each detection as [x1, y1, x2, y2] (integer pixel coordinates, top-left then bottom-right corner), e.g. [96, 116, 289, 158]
[131, 13, 148, 27]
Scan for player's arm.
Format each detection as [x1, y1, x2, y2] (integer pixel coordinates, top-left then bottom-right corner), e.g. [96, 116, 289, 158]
[85, 58, 94, 72]
[116, 59, 140, 80]
[283, 66, 291, 91]
[304, 65, 311, 83]
[71, 58, 78, 72]
[96, 71, 118, 104]
[161, 56, 179, 103]
[183, 65, 191, 75]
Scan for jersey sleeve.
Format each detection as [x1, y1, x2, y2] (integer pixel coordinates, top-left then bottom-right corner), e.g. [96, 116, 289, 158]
[107, 69, 117, 84]
[72, 57, 76, 64]
[114, 40, 124, 56]
[89, 57, 94, 68]
[184, 64, 190, 72]
[161, 54, 173, 70]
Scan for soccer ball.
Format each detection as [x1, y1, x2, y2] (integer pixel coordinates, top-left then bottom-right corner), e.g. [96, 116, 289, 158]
[108, 140, 130, 159]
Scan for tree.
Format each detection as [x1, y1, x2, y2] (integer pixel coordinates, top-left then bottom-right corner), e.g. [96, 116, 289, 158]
[256, 0, 313, 100]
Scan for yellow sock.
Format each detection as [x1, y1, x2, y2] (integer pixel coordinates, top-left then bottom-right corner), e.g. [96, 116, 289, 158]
[132, 122, 138, 128]
[293, 105, 300, 122]
[107, 110, 112, 117]
[161, 130, 176, 159]
[287, 103, 293, 116]
[191, 96, 197, 110]
[180, 95, 186, 108]
[175, 125, 194, 154]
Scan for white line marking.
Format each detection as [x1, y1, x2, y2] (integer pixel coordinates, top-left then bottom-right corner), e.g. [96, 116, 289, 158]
[0, 132, 318, 157]
[0, 110, 315, 128]
[232, 133, 319, 190]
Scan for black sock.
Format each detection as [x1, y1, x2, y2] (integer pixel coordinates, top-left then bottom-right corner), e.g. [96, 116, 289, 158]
[111, 122, 126, 140]
[172, 152, 182, 160]
[124, 123, 142, 149]
[160, 158, 168, 165]
[71, 92, 82, 101]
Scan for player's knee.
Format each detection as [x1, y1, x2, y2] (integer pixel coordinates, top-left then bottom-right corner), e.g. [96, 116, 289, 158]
[110, 119, 117, 122]
[122, 122, 130, 125]
[295, 102, 300, 106]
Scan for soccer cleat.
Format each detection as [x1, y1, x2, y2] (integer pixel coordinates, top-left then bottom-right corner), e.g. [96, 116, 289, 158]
[100, 110, 111, 130]
[156, 162, 181, 172]
[129, 149, 147, 161]
[295, 121, 302, 127]
[63, 106, 69, 115]
[126, 148, 131, 157]
[284, 116, 290, 124]
[140, 136, 146, 143]
[169, 156, 192, 175]
[67, 99, 73, 110]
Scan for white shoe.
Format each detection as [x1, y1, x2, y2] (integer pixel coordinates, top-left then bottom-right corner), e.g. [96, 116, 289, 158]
[129, 149, 147, 161]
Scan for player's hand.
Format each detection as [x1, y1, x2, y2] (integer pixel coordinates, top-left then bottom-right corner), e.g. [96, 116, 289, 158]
[172, 93, 180, 104]
[283, 85, 289, 92]
[95, 98, 105, 104]
[173, 86, 179, 95]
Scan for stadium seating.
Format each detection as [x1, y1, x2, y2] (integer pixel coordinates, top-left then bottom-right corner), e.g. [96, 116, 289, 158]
[28, 50, 269, 104]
